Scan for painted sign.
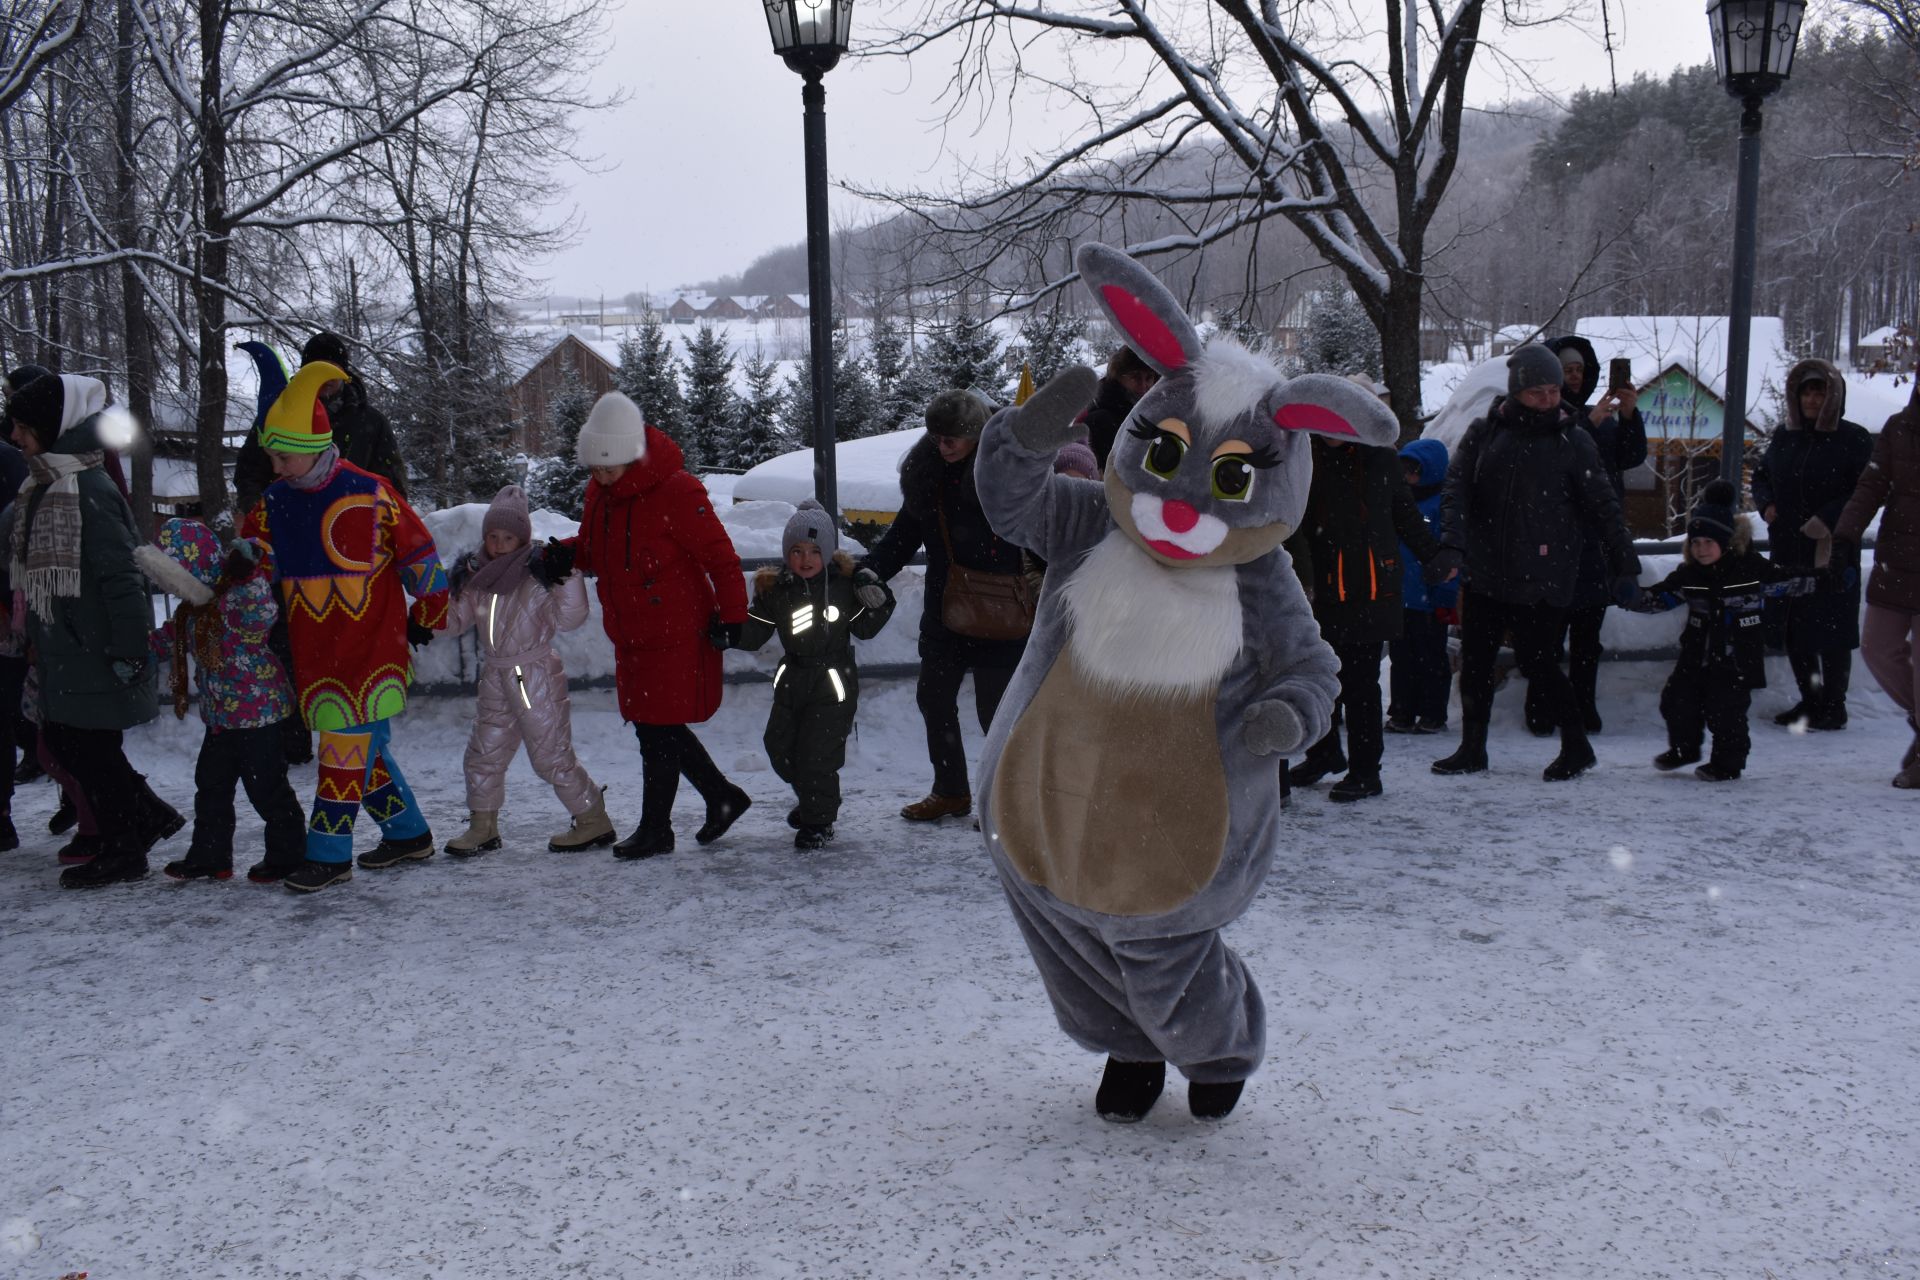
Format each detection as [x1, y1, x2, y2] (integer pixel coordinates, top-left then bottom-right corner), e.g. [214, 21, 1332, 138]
[1638, 365, 1727, 442]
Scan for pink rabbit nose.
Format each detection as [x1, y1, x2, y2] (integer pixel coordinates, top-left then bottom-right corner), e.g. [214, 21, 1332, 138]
[1161, 499, 1200, 533]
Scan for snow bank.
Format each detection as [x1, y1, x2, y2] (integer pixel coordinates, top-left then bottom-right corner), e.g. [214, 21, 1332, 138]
[732, 427, 921, 514]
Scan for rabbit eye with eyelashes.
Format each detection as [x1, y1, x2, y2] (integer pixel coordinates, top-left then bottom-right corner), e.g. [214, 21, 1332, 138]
[1127, 421, 1188, 479]
[1211, 456, 1256, 501]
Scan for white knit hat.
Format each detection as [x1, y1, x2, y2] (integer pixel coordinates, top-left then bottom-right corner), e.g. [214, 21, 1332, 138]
[576, 391, 648, 467]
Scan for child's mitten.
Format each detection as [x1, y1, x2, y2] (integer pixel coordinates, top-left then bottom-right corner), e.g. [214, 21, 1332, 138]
[852, 567, 888, 609]
[1008, 365, 1100, 453]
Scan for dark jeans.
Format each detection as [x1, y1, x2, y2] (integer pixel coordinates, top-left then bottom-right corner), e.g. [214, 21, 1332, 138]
[40, 721, 144, 853]
[0, 654, 24, 810]
[1661, 664, 1752, 769]
[917, 635, 1019, 798]
[634, 723, 729, 831]
[1526, 605, 1606, 718]
[1458, 591, 1572, 730]
[189, 724, 306, 868]
[1787, 644, 1853, 711]
[1306, 641, 1384, 777]
[1388, 611, 1450, 726]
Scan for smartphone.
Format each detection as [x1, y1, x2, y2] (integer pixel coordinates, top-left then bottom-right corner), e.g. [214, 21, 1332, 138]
[1608, 356, 1633, 392]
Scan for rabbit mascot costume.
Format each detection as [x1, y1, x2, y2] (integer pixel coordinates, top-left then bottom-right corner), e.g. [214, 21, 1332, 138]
[974, 243, 1399, 1123]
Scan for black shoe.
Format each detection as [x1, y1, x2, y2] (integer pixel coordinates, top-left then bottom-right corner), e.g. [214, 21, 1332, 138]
[14, 757, 43, 785]
[1095, 1057, 1166, 1123]
[1327, 773, 1383, 803]
[1653, 748, 1701, 771]
[613, 826, 674, 860]
[0, 815, 15, 852]
[135, 789, 186, 852]
[1383, 717, 1418, 735]
[247, 858, 303, 884]
[1286, 751, 1346, 788]
[1413, 717, 1447, 735]
[1543, 735, 1597, 782]
[1188, 1079, 1246, 1121]
[1772, 701, 1808, 727]
[60, 849, 149, 888]
[357, 830, 435, 869]
[1432, 724, 1489, 776]
[786, 806, 803, 830]
[793, 824, 834, 850]
[56, 833, 101, 865]
[163, 856, 233, 881]
[48, 795, 77, 835]
[1695, 761, 1742, 782]
[695, 785, 751, 845]
[1805, 706, 1848, 732]
[284, 860, 353, 892]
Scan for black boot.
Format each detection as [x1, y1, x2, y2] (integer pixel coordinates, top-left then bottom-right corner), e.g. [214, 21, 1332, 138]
[1431, 723, 1489, 775]
[1523, 683, 1556, 737]
[1543, 723, 1597, 781]
[1772, 701, 1809, 727]
[284, 859, 353, 893]
[1095, 1057, 1165, 1123]
[1653, 747, 1701, 771]
[57, 832, 101, 865]
[1695, 761, 1742, 782]
[793, 824, 833, 851]
[164, 854, 233, 881]
[60, 845, 148, 889]
[134, 778, 186, 852]
[1286, 741, 1347, 788]
[1327, 772, 1383, 803]
[0, 814, 15, 852]
[612, 825, 674, 859]
[48, 793, 76, 835]
[695, 783, 752, 846]
[357, 830, 436, 869]
[1188, 1079, 1247, 1121]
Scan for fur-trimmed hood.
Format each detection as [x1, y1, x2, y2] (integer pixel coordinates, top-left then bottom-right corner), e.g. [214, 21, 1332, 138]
[897, 432, 977, 512]
[1784, 358, 1848, 432]
[753, 549, 856, 595]
[1545, 334, 1601, 405]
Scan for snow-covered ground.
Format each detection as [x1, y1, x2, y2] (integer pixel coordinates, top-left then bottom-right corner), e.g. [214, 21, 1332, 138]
[3, 649, 1916, 1278]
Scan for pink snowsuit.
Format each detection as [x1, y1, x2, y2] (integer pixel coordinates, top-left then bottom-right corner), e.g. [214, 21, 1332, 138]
[446, 570, 599, 816]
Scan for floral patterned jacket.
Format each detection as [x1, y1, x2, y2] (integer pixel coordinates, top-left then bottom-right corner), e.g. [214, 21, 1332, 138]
[147, 573, 295, 731]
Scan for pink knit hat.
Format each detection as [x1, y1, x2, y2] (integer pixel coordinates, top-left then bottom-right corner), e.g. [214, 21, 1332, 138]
[483, 484, 532, 546]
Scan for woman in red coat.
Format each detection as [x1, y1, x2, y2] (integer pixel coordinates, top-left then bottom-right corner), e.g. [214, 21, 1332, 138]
[541, 392, 750, 857]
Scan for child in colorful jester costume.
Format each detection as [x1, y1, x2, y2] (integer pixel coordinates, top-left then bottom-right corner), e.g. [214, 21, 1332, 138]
[135, 517, 306, 882]
[239, 348, 450, 893]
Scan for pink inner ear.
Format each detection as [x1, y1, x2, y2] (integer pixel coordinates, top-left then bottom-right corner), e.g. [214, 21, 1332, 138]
[1101, 285, 1188, 371]
[1273, 402, 1357, 436]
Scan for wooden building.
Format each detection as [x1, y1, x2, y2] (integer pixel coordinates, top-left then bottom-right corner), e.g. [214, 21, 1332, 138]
[507, 334, 618, 455]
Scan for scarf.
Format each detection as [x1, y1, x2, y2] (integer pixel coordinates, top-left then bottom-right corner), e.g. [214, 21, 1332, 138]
[285, 444, 341, 492]
[463, 543, 534, 598]
[9, 449, 104, 623]
[168, 599, 227, 719]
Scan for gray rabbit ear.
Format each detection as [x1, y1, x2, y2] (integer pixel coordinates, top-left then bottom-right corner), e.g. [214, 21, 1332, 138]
[1264, 373, 1401, 448]
[1074, 242, 1202, 376]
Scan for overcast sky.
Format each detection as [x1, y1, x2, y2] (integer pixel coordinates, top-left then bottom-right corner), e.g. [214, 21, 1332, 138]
[532, 0, 1715, 301]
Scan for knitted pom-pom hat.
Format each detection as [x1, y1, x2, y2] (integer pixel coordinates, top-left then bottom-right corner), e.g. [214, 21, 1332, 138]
[483, 484, 533, 547]
[1506, 344, 1565, 396]
[577, 391, 647, 468]
[1686, 479, 1739, 550]
[782, 498, 838, 561]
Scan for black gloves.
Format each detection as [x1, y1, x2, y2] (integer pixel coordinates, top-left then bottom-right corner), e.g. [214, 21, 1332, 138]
[530, 537, 576, 588]
[1821, 562, 1860, 593]
[407, 619, 437, 650]
[1421, 547, 1463, 586]
[708, 616, 742, 651]
[1609, 575, 1642, 609]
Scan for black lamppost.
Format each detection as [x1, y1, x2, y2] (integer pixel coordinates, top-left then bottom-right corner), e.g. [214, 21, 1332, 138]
[1707, 0, 1805, 485]
[761, 0, 854, 519]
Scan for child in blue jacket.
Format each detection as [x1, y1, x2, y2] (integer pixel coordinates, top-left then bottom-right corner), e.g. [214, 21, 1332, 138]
[1387, 438, 1458, 733]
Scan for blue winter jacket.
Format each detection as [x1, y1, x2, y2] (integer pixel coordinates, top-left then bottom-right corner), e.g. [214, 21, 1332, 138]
[1400, 438, 1458, 612]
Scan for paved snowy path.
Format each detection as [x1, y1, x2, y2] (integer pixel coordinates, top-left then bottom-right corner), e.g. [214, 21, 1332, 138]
[3, 668, 1916, 1279]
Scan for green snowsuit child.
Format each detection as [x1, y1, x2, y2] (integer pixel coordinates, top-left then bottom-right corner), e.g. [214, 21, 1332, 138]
[739, 501, 896, 848]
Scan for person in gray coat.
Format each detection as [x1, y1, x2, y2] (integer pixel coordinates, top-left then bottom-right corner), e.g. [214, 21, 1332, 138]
[3, 373, 163, 887]
[972, 243, 1394, 1124]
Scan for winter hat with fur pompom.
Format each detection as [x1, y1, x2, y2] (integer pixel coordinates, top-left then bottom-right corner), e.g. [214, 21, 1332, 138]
[482, 484, 532, 547]
[781, 498, 838, 562]
[1686, 479, 1739, 550]
[577, 391, 647, 468]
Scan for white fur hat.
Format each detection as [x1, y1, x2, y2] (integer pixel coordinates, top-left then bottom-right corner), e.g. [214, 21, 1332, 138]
[576, 391, 648, 468]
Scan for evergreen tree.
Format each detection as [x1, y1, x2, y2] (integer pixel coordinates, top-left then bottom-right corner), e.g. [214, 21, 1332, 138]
[913, 310, 1004, 403]
[869, 314, 916, 433]
[1011, 308, 1089, 387]
[729, 350, 791, 469]
[681, 324, 738, 470]
[616, 315, 685, 442]
[1215, 307, 1270, 351]
[1295, 284, 1382, 379]
[527, 372, 593, 519]
[832, 327, 882, 440]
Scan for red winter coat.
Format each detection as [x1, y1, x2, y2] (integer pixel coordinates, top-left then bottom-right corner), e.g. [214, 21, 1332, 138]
[568, 426, 746, 725]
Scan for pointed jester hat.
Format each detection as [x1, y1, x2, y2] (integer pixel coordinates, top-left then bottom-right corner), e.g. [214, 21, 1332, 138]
[240, 340, 346, 453]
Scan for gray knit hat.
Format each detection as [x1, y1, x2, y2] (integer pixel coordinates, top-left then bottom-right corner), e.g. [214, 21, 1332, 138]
[1507, 344, 1565, 396]
[782, 498, 838, 561]
[925, 388, 990, 439]
[483, 483, 532, 546]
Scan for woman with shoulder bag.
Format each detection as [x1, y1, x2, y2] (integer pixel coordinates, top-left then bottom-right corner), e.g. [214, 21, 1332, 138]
[863, 389, 1034, 821]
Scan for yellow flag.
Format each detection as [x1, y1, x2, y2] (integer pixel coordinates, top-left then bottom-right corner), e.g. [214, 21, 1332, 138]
[1014, 363, 1036, 406]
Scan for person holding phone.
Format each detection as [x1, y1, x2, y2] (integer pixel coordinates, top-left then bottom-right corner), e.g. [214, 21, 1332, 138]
[1518, 335, 1649, 737]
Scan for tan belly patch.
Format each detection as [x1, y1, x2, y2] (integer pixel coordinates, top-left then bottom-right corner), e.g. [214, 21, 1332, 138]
[992, 649, 1229, 916]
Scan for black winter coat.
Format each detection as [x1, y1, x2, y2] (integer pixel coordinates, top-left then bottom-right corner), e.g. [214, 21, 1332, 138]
[234, 377, 408, 513]
[1635, 549, 1810, 689]
[1547, 336, 1650, 608]
[1299, 439, 1441, 645]
[741, 559, 896, 707]
[865, 436, 1030, 658]
[1441, 396, 1638, 609]
[1081, 375, 1140, 471]
[1750, 417, 1873, 650]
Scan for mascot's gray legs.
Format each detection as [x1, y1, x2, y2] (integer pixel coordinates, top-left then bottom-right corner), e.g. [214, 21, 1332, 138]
[1000, 876, 1265, 1083]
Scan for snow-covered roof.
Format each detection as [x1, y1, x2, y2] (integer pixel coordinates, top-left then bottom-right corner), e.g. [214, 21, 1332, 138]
[1572, 315, 1790, 430]
[1422, 356, 1511, 453]
[1859, 324, 1900, 347]
[732, 425, 922, 514]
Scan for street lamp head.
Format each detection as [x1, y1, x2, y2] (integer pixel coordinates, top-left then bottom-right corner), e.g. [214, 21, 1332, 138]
[763, 0, 855, 77]
[1706, 0, 1805, 101]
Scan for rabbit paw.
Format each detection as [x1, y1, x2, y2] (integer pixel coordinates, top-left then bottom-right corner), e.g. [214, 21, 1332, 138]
[1009, 365, 1100, 453]
[1242, 699, 1306, 757]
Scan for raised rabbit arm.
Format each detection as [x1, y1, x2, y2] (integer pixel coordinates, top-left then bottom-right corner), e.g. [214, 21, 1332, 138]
[974, 365, 1113, 563]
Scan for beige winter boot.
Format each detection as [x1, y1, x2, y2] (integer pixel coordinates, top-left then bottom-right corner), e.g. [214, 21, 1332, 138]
[445, 811, 501, 858]
[549, 791, 616, 851]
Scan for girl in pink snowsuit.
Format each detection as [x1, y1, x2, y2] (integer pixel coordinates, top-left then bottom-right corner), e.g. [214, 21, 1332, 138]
[441, 485, 613, 855]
